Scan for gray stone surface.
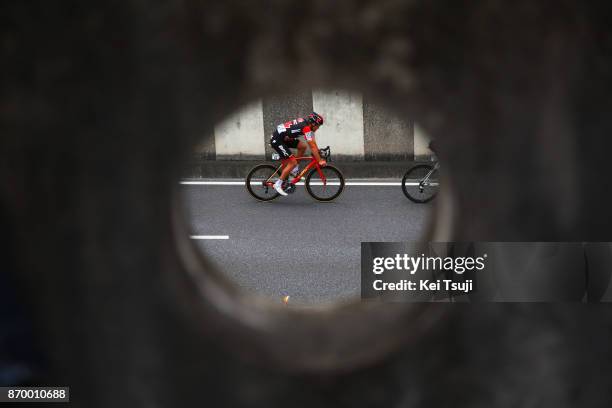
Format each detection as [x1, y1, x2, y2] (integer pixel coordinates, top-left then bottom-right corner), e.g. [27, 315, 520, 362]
[363, 95, 414, 160]
[182, 183, 431, 304]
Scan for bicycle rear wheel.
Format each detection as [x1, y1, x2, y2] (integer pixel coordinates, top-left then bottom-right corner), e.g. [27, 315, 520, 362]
[305, 165, 344, 202]
[402, 164, 439, 203]
[245, 164, 281, 201]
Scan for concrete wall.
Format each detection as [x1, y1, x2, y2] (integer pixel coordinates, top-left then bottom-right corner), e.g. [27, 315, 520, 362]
[363, 96, 414, 161]
[199, 90, 432, 161]
[213, 100, 266, 160]
[414, 123, 435, 160]
[312, 89, 365, 159]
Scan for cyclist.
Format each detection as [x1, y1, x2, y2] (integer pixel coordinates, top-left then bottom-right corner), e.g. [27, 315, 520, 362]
[270, 112, 326, 196]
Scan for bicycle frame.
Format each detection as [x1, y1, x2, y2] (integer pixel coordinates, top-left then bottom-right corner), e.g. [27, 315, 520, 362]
[421, 162, 440, 184]
[419, 161, 440, 191]
[264, 156, 327, 187]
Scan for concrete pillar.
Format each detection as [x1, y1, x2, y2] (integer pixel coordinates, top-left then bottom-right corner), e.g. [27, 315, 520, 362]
[363, 97, 413, 161]
[214, 100, 266, 159]
[312, 89, 365, 159]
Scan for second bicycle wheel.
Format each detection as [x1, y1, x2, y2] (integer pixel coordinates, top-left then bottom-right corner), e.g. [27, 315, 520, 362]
[245, 164, 281, 201]
[305, 165, 345, 202]
[401, 164, 439, 203]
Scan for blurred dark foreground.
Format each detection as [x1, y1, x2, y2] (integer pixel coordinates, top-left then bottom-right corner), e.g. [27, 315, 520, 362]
[3, 1, 612, 407]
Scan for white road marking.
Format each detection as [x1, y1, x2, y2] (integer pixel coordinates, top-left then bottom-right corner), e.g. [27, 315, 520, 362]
[190, 235, 229, 240]
[179, 181, 439, 186]
[181, 181, 244, 185]
[347, 182, 399, 186]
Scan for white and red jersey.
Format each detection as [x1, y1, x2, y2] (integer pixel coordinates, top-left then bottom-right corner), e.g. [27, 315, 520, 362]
[276, 117, 316, 142]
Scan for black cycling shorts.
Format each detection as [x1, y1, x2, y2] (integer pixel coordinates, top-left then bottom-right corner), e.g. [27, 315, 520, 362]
[270, 131, 299, 160]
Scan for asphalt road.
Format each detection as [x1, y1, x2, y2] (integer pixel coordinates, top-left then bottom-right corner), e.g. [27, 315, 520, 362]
[180, 180, 432, 305]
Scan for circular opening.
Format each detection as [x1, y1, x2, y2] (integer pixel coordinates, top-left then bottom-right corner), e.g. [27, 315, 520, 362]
[178, 89, 442, 307]
[171, 88, 453, 372]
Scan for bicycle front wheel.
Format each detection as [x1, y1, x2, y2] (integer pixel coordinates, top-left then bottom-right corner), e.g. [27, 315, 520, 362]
[245, 164, 281, 201]
[401, 164, 439, 203]
[305, 165, 345, 202]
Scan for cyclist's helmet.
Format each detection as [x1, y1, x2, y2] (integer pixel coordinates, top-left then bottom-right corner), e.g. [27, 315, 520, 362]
[307, 112, 324, 127]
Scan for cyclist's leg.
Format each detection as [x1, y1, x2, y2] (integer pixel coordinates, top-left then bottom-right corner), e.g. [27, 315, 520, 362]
[296, 140, 307, 158]
[271, 132, 292, 171]
[275, 157, 296, 196]
[291, 140, 306, 176]
[276, 138, 299, 178]
[280, 156, 298, 181]
[270, 133, 283, 173]
[270, 133, 295, 195]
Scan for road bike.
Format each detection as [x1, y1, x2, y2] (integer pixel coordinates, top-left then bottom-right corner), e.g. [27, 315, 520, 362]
[401, 160, 439, 203]
[245, 146, 345, 202]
